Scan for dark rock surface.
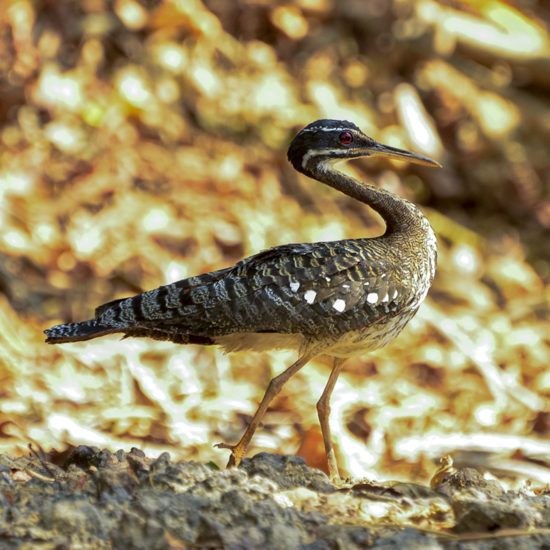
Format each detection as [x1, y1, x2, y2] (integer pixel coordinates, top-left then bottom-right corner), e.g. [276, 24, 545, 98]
[1, 448, 549, 549]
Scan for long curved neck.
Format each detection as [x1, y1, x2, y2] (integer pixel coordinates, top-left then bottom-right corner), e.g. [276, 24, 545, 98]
[309, 161, 423, 237]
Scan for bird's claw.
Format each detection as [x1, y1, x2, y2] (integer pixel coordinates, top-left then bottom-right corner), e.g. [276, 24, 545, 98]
[214, 442, 235, 451]
[215, 442, 241, 468]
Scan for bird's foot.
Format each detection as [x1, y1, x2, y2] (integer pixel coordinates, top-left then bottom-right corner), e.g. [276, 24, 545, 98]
[214, 442, 234, 450]
[326, 449, 340, 482]
[214, 442, 243, 468]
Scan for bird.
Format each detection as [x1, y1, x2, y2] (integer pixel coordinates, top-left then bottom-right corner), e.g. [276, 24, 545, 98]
[45, 119, 440, 480]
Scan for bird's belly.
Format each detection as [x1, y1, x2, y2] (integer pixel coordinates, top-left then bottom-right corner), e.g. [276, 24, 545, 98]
[325, 308, 417, 358]
[214, 332, 306, 353]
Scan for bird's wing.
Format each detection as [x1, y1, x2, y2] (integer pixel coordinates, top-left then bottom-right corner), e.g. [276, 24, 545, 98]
[94, 266, 233, 318]
[235, 241, 409, 320]
[97, 241, 411, 337]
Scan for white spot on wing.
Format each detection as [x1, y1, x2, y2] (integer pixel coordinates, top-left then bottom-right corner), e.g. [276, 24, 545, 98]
[382, 292, 389, 302]
[290, 281, 300, 292]
[367, 292, 378, 304]
[325, 276, 331, 282]
[393, 289, 398, 299]
[332, 299, 346, 312]
[304, 290, 316, 304]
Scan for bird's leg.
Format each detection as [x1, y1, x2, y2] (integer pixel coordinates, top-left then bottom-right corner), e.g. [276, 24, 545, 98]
[316, 357, 345, 480]
[217, 346, 320, 468]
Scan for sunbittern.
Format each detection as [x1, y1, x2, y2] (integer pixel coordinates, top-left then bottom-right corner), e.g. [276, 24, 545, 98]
[45, 119, 440, 479]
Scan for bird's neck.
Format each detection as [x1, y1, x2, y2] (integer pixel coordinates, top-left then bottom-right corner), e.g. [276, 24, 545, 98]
[310, 163, 428, 238]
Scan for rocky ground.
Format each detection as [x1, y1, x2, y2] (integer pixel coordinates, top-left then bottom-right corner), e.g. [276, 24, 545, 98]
[1, 448, 550, 549]
[2, 2, 550, 548]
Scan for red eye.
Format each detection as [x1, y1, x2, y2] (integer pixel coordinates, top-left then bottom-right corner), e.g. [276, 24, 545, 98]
[339, 131, 353, 144]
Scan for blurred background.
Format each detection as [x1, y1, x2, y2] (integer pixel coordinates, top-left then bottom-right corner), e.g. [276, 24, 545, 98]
[1, 0, 549, 484]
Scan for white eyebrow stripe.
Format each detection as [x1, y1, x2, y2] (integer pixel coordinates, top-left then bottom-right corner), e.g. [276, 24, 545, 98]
[301, 127, 354, 133]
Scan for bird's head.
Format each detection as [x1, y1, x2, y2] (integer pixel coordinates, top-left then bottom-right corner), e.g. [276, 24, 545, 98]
[287, 119, 440, 175]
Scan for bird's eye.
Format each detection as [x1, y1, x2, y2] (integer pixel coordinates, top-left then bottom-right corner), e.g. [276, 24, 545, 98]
[339, 131, 353, 145]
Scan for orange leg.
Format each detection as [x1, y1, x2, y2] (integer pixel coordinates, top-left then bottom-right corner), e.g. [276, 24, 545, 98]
[217, 347, 320, 468]
[316, 358, 345, 480]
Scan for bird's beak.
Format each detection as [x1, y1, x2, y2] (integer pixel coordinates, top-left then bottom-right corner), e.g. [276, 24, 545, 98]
[364, 141, 441, 168]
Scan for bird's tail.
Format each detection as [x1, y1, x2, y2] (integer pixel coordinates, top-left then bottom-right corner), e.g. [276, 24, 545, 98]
[44, 319, 120, 344]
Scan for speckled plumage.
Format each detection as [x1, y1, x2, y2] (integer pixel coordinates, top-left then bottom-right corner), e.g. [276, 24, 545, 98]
[45, 119, 440, 479]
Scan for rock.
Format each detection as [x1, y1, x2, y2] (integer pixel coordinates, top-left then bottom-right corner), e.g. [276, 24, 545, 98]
[1, 449, 550, 549]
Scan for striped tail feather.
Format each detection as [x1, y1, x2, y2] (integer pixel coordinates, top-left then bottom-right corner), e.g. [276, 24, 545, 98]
[44, 319, 120, 344]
